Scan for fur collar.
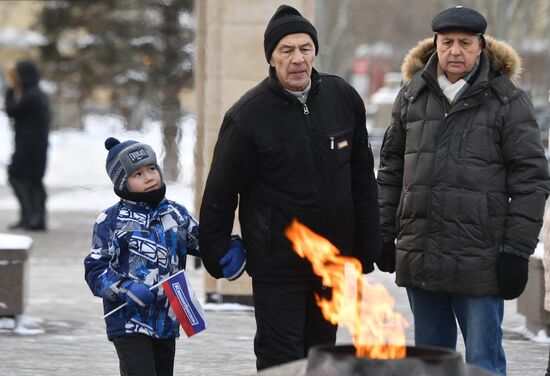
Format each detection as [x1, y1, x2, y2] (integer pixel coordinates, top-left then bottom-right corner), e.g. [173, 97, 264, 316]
[401, 35, 522, 84]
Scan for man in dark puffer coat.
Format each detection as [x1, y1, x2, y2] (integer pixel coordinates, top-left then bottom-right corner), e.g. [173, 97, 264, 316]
[377, 6, 550, 375]
[5, 60, 50, 231]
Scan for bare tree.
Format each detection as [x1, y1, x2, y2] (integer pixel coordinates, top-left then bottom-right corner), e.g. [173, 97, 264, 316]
[314, 0, 549, 104]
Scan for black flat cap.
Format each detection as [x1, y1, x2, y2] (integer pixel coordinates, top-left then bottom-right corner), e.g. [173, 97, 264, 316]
[432, 5, 487, 34]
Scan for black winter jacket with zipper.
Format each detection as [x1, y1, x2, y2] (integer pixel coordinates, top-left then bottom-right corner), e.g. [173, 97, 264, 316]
[200, 68, 381, 281]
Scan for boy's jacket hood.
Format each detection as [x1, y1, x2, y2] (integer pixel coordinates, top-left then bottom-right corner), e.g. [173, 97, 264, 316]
[401, 35, 522, 84]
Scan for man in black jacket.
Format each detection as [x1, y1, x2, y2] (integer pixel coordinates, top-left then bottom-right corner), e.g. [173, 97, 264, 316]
[377, 6, 550, 375]
[5, 60, 50, 231]
[199, 4, 381, 370]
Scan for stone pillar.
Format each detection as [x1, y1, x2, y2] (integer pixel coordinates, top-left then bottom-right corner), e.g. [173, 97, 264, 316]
[517, 256, 550, 335]
[194, 0, 315, 304]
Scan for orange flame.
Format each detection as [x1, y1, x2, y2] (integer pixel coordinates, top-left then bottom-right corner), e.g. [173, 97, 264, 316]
[285, 219, 407, 358]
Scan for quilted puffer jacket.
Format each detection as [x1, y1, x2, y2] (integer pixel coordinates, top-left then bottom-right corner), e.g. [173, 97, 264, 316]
[378, 36, 550, 296]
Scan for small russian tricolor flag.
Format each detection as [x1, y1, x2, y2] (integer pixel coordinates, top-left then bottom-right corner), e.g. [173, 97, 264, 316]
[162, 270, 208, 337]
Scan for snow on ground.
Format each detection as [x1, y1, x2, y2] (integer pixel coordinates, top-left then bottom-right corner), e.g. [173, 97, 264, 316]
[533, 242, 545, 260]
[0, 112, 197, 213]
[0, 233, 32, 250]
[518, 326, 550, 345]
[0, 315, 45, 335]
[203, 303, 254, 312]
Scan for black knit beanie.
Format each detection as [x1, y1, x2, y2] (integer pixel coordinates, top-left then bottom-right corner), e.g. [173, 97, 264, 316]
[263, 4, 319, 63]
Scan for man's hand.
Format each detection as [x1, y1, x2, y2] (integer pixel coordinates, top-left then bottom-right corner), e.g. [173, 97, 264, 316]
[497, 252, 528, 300]
[219, 237, 246, 281]
[376, 242, 396, 273]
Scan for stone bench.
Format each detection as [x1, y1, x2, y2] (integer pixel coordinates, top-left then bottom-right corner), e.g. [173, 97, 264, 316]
[0, 233, 33, 316]
[204, 273, 253, 306]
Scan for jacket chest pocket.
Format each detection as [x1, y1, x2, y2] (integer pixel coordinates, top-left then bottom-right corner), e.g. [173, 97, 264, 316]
[459, 124, 501, 163]
[324, 128, 353, 167]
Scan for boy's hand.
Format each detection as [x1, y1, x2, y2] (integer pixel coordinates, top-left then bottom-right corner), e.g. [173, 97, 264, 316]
[120, 281, 156, 310]
[219, 237, 246, 281]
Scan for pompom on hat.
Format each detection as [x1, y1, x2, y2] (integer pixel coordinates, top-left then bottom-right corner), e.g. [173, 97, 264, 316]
[431, 5, 487, 35]
[104, 137, 161, 192]
[263, 4, 318, 63]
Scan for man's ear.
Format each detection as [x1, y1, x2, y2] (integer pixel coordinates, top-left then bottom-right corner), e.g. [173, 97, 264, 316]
[479, 35, 486, 49]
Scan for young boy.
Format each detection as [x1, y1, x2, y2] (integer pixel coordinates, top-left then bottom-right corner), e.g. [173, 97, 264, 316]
[84, 137, 246, 376]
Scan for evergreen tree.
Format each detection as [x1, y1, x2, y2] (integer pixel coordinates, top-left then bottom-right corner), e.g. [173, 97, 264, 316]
[38, 0, 194, 181]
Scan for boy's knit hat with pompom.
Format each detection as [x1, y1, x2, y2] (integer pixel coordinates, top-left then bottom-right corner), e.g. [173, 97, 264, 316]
[104, 137, 160, 192]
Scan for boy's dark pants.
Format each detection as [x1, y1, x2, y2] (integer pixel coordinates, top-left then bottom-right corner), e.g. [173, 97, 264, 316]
[113, 333, 175, 376]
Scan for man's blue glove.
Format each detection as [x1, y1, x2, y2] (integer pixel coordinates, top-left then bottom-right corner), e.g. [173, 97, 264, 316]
[119, 280, 156, 310]
[219, 237, 246, 281]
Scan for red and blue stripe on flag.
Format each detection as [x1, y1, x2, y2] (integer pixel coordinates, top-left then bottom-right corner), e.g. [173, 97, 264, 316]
[162, 270, 208, 337]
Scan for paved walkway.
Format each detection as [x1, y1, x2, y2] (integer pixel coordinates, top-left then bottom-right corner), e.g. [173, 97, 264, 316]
[0, 189, 548, 375]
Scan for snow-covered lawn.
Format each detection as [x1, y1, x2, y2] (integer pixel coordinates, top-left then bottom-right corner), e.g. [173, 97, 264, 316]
[0, 112, 197, 212]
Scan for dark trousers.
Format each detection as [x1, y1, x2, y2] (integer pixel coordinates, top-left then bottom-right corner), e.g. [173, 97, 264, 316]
[112, 333, 176, 376]
[8, 174, 46, 228]
[252, 279, 337, 371]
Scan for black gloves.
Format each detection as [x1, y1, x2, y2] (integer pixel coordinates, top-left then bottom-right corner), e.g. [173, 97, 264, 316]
[497, 252, 529, 300]
[376, 242, 396, 273]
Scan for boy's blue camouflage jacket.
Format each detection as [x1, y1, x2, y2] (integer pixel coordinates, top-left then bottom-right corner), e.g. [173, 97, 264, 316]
[84, 198, 200, 340]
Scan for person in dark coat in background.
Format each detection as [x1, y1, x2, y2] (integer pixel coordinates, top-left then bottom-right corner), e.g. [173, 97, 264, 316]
[376, 6, 550, 375]
[5, 60, 50, 231]
[199, 4, 381, 371]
